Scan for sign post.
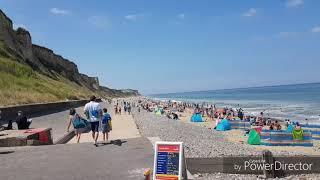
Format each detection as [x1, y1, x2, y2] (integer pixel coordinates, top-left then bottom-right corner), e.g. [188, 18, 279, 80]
[153, 141, 186, 180]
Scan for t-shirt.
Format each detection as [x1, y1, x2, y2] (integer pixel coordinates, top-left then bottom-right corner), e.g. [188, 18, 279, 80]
[84, 101, 102, 122]
[102, 113, 111, 124]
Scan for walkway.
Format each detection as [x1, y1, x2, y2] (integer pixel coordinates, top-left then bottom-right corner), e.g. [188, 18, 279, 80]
[68, 112, 141, 144]
[0, 137, 153, 180]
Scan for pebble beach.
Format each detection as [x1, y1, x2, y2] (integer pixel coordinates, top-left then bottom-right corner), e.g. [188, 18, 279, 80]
[128, 97, 320, 179]
[132, 107, 320, 158]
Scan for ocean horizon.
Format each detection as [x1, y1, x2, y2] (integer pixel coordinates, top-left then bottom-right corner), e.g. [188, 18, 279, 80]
[151, 82, 320, 123]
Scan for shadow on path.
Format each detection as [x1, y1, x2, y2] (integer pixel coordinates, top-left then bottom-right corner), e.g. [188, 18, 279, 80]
[97, 139, 127, 147]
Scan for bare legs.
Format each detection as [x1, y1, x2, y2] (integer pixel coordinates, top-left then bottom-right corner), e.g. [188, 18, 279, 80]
[92, 131, 99, 145]
[76, 133, 81, 143]
[103, 132, 109, 143]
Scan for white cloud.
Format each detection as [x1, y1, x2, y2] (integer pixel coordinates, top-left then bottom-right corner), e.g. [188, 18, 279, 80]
[124, 14, 144, 21]
[286, 0, 304, 8]
[178, 14, 185, 19]
[276, 31, 299, 38]
[13, 23, 27, 30]
[311, 26, 320, 33]
[50, 8, 70, 15]
[242, 8, 257, 17]
[88, 16, 110, 28]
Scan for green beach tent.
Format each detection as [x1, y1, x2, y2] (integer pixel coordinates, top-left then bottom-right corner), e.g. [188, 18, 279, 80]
[248, 129, 261, 145]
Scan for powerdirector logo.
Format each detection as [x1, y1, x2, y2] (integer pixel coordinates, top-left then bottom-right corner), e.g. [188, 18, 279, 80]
[233, 159, 312, 172]
[185, 156, 320, 176]
[223, 156, 320, 175]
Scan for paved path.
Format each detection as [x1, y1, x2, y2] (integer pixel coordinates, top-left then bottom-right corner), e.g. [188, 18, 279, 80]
[0, 137, 154, 180]
[68, 112, 141, 144]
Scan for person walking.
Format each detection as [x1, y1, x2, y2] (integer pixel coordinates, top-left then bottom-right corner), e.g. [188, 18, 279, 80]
[84, 96, 102, 146]
[101, 108, 112, 143]
[127, 104, 132, 115]
[67, 108, 86, 143]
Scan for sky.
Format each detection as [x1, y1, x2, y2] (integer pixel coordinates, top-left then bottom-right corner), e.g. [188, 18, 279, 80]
[1, 0, 320, 94]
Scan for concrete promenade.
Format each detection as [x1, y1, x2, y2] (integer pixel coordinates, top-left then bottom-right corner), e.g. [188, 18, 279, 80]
[68, 112, 140, 144]
[0, 137, 154, 180]
[0, 102, 155, 180]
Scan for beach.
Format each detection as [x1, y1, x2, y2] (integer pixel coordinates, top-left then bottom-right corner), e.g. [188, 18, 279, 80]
[124, 96, 320, 179]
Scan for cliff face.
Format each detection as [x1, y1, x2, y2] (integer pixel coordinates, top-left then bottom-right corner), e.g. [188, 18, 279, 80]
[0, 9, 139, 97]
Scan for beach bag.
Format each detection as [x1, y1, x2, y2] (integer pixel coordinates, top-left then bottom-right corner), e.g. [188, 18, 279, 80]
[248, 129, 261, 145]
[72, 114, 87, 129]
[293, 129, 304, 140]
[108, 120, 112, 130]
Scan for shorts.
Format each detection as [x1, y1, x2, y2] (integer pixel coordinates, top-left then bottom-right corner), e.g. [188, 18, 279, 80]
[90, 121, 99, 132]
[101, 124, 110, 133]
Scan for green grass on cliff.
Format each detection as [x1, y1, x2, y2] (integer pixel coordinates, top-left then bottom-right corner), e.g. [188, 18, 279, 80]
[0, 55, 94, 107]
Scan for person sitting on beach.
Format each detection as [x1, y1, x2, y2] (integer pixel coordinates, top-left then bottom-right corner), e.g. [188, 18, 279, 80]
[269, 122, 274, 130]
[226, 113, 233, 120]
[172, 113, 179, 120]
[256, 117, 264, 126]
[15, 111, 32, 130]
[274, 120, 282, 130]
[295, 122, 302, 130]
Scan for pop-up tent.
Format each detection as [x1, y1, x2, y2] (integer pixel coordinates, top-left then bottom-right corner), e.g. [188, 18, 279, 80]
[191, 113, 203, 122]
[216, 119, 231, 131]
[248, 129, 261, 145]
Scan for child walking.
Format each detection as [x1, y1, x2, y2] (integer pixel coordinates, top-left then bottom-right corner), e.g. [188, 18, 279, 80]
[101, 108, 112, 143]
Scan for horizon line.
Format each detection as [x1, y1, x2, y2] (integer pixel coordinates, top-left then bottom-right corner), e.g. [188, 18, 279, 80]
[148, 81, 320, 96]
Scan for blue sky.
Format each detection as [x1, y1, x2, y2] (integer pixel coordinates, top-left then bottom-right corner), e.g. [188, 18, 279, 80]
[1, 0, 320, 94]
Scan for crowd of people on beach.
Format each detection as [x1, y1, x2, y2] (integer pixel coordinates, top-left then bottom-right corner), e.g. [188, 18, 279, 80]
[136, 98, 308, 133]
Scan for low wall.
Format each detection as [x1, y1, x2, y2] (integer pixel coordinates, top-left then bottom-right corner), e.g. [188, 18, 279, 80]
[0, 100, 89, 125]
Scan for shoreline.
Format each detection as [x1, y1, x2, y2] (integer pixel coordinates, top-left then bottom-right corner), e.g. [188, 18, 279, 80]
[150, 97, 320, 123]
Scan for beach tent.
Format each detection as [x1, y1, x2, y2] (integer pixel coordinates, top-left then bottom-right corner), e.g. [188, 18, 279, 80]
[191, 113, 203, 122]
[216, 119, 231, 131]
[248, 129, 261, 145]
[286, 124, 294, 133]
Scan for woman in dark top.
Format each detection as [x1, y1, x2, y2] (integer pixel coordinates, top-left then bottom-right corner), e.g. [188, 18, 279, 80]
[15, 111, 31, 130]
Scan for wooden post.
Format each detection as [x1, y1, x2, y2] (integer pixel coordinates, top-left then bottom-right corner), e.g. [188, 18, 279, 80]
[262, 150, 275, 178]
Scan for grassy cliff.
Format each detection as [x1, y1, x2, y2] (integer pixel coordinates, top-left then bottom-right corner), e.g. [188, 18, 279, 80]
[0, 56, 94, 106]
[0, 9, 139, 107]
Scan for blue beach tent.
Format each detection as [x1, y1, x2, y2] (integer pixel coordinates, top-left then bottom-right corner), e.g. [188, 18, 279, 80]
[216, 119, 231, 131]
[191, 113, 203, 122]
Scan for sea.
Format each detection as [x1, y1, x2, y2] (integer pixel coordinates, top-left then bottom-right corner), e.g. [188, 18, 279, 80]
[151, 83, 320, 123]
